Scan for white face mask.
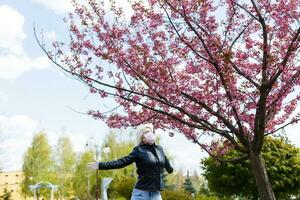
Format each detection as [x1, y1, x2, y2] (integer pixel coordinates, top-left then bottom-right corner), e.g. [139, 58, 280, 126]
[143, 131, 156, 145]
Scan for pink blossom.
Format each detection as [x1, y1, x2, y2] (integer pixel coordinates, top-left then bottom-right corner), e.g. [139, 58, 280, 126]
[45, 0, 300, 162]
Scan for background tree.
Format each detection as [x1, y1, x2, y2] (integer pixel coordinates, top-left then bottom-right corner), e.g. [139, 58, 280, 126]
[161, 190, 193, 200]
[72, 150, 95, 200]
[72, 131, 136, 199]
[37, 0, 300, 198]
[100, 131, 136, 199]
[0, 188, 12, 200]
[161, 190, 218, 200]
[202, 137, 300, 199]
[54, 136, 76, 199]
[189, 170, 207, 195]
[100, 131, 136, 178]
[0, 131, 5, 171]
[108, 175, 136, 200]
[162, 170, 172, 189]
[166, 169, 185, 191]
[21, 131, 55, 199]
[183, 171, 196, 195]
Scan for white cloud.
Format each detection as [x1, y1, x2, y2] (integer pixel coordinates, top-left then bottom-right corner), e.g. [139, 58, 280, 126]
[108, 0, 134, 20]
[0, 54, 50, 80]
[285, 104, 300, 148]
[44, 31, 57, 41]
[283, 104, 300, 147]
[31, 0, 135, 19]
[0, 5, 50, 80]
[159, 131, 205, 174]
[47, 129, 87, 152]
[0, 115, 39, 171]
[31, 0, 73, 14]
[285, 123, 300, 147]
[0, 115, 39, 132]
[0, 114, 99, 171]
[0, 5, 26, 55]
[0, 91, 8, 103]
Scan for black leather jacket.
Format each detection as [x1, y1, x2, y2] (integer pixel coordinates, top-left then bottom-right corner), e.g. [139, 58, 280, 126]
[98, 143, 173, 191]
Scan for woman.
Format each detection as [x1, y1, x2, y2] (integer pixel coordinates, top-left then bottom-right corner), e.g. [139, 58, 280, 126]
[88, 124, 173, 200]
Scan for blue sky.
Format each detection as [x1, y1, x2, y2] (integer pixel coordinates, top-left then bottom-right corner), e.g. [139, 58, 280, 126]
[0, 0, 299, 174]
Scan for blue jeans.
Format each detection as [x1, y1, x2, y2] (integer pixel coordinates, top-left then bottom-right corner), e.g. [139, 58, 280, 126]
[131, 188, 162, 200]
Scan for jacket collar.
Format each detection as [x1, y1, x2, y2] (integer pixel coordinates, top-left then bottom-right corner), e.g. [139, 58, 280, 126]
[140, 143, 156, 147]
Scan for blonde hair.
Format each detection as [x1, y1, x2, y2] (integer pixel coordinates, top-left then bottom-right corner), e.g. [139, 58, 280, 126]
[136, 123, 154, 145]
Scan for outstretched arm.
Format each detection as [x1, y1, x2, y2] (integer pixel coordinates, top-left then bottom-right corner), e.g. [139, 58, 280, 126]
[88, 147, 139, 170]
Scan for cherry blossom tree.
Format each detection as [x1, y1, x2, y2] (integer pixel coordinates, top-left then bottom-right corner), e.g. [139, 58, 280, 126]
[36, 0, 300, 199]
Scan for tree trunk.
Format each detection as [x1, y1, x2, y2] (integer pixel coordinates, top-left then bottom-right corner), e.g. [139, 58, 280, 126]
[249, 151, 276, 200]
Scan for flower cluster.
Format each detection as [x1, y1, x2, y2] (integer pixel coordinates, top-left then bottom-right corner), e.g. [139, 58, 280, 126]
[44, 0, 300, 154]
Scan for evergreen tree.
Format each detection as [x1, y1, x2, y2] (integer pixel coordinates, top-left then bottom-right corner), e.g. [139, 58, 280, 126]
[21, 131, 55, 199]
[183, 171, 196, 194]
[161, 170, 176, 190]
[54, 136, 76, 199]
[162, 170, 168, 189]
[72, 150, 95, 200]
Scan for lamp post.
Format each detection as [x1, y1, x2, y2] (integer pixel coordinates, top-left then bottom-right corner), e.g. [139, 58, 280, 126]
[86, 137, 110, 200]
[86, 173, 91, 199]
[86, 137, 101, 200]
[25, 176, 33, 200]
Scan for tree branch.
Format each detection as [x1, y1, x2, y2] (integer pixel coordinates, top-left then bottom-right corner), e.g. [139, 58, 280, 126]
[267, 26, 300, 89]
[181, 92, 249, 148]
[265, 118, 300, 136]
[194, 140, 248, 163]
[229, 60, 260, 88]
[229, 19, 254, 50]
[161, 4, 212, 64]
[234, 2, 259, 22]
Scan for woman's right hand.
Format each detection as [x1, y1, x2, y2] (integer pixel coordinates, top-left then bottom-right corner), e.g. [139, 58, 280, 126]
[87, 162, 98, 170]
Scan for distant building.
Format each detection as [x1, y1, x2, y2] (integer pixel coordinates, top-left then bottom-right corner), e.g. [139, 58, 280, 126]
[0, 171, 64, 200]
[0, 170, 26, 199]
